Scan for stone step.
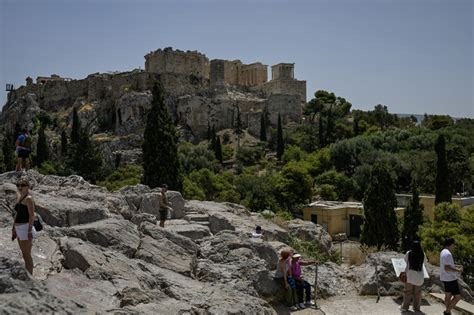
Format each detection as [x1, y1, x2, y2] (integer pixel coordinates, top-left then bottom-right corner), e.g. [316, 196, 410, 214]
[192, 221, 210, 227]
[184, 213, 210, 222]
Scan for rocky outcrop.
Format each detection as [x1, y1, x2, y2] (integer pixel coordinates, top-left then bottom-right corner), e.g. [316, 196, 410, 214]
[288, 219, 333, 254]
[1, 170, 471, 313]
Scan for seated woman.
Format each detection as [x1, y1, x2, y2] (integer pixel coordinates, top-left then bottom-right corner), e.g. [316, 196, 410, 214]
[274, 248, 298, 311]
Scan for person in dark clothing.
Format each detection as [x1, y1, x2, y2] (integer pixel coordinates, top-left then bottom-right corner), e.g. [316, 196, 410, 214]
[12, 178, 36, 274]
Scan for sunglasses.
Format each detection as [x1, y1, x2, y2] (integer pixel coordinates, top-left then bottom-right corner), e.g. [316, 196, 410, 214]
[16, 184, 28, 188]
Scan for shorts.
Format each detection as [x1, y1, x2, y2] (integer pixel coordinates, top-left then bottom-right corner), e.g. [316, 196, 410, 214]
[18, 149, 31, 159]
[14, 223, 37, 241]
[443, 280, 460, 295]
[159, 209, 168, 221]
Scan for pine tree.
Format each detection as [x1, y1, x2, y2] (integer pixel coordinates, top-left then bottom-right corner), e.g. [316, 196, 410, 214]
[1, 133, 15, 171]
[360, 163, 399, 250]
[215, 135, 223, 163]
[401, 179, 424, 251]
[142, 83, 182, 190]
[71, 107, 81, 144]
[35, 124, 49, 166]
[435, 134, 451, 204]
[61, 130, 68, 156]
[207, 122, 212, 140]
[276, 113, 284, 160]
[260, 111, 267, 142]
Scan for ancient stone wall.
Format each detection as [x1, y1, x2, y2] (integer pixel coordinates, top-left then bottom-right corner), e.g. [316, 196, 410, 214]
[262, 79, 306, 104]
[145, 48, 210, 79]
[271, 63, 294, 80]
[266, 94, 302, 125]
[210, 59, 267, 87]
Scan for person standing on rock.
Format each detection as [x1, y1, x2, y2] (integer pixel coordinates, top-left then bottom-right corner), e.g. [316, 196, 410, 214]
[15, 129, 31, 172]
[11, 178, 36, 275]
[400, 240, 425, 313]
[290, 253, 318, 309]
[159, 184, 172, 228]
[440, 237, 463, 315]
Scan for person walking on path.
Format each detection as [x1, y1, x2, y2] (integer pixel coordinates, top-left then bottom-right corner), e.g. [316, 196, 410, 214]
[290, 253, 318, 309]
[400, 240, 426, 313]
[440, 237, 463, 315]
[11, 178, 36, 274]
[159, 184, 172, 227]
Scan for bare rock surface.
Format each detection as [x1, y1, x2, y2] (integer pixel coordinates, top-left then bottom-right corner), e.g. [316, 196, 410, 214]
[0, 170, 471, 314]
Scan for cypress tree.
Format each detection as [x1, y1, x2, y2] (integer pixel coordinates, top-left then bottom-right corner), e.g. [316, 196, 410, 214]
[71, 107, 81, 144]
[260, 111, 267, 142]
[142, 83, 182, 190]
[207, 122, 212, 140]
[215, 135, 223, 163]
[234, 106, 243, 148]
[401, 179, 424, 251]
[1, 133, 15, 172]
[61, 130, 68, 156]
[210, 126, 217, 151]
[276, 113, 284, 160]
[35, 124, 49, 166]
[318, 114, 325, 148]
[74, 131, 102, 183]
[360, 163, 399, 250]
[435, 134, 451, 204]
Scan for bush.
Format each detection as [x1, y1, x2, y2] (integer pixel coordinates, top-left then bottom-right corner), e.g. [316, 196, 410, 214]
[222, 144, 234, 161]
[318, 184, 338, 200]
[38, 160, 61, 175]
[97, 165, 142, 191]
[287, 234, 341, 263]
[236, 146, 263, 166]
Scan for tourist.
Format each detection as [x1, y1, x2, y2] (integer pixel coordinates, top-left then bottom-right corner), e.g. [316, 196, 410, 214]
[250, 225, 264, 242]
[15, 129, 31, 172]
[275, 247, 298, 311]
[11, 178, 36, 274]
[400, 240, 425, 313]
[440, 238, 463, 315]
[159, 184, 172, 227]
[291, 253, 318, 309]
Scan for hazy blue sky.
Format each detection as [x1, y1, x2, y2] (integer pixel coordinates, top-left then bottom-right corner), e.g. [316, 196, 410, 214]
[1, 0, 473, 117]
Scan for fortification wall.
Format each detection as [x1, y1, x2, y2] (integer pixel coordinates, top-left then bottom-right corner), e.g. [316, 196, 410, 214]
[266, 94, 302, 125]
[145, 48, 210, 79]
[262, 79, 306, 104]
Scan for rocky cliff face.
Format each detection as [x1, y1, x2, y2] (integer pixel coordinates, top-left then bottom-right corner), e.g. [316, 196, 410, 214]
[1, 171, 471, 314]
[1, 69, 302, 165]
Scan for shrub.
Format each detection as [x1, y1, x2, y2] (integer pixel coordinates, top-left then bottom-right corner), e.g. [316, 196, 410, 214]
[97, 164, 142, 191]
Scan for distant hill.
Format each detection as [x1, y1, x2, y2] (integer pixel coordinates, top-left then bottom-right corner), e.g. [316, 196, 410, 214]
[395, 113, 464, 124]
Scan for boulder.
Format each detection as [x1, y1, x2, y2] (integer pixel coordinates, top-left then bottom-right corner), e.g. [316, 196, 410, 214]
[165, 220, 211, 240]
[288, 219, 332, 254]
[185, 200, 288, 242]
[60, 219, 141, 257]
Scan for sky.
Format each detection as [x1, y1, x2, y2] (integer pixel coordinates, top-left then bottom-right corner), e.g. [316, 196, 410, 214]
[0, 0, 473, 118]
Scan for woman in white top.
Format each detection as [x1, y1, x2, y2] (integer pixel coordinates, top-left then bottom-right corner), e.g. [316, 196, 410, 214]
[401, 240, 425, 313]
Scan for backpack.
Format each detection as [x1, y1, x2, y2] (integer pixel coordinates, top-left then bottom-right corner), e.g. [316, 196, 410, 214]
[23, 135, 32, 149]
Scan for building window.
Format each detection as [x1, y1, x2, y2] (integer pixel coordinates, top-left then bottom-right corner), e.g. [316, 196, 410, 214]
[311, 214, 317, 224]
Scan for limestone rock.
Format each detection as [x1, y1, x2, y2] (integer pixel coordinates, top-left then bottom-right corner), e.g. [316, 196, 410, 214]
[165, 220, 211, 240]
[288, 219, 333, 253]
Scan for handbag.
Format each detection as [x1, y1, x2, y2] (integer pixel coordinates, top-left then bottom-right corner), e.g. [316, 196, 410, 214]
[33, 217, 43, 232]
[399, 271, 407, 283]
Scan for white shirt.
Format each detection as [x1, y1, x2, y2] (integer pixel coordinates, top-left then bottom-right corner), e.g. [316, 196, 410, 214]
[250, 232, 264, 243]
[405, 251, 425, 286]
[440, 248, 457, 282]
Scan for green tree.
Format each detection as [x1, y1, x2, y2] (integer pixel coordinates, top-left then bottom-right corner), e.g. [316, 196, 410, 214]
[435, 134, 451, 204]
[61, 130, 68, 156]
[70, 107, 81, 144]
[276, 113, 284, 160]
[275, 161, 312, 211]
[260, 111, 267, 142]
[401, 180, 424, 251]
[234, 105, 243, 148]
[1, 133, 15, 171]
[420, 204, 473, 287]
[315, 170, 354, 201]
[214, 135, 223, 164]
[142, 83, 182, 190]
[178, 142, 219, 173]
[35, 124, 49, 166]
[360, 163, 399, 250]
[207, 121, 212, 140]
[67, 130, 103, 183]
